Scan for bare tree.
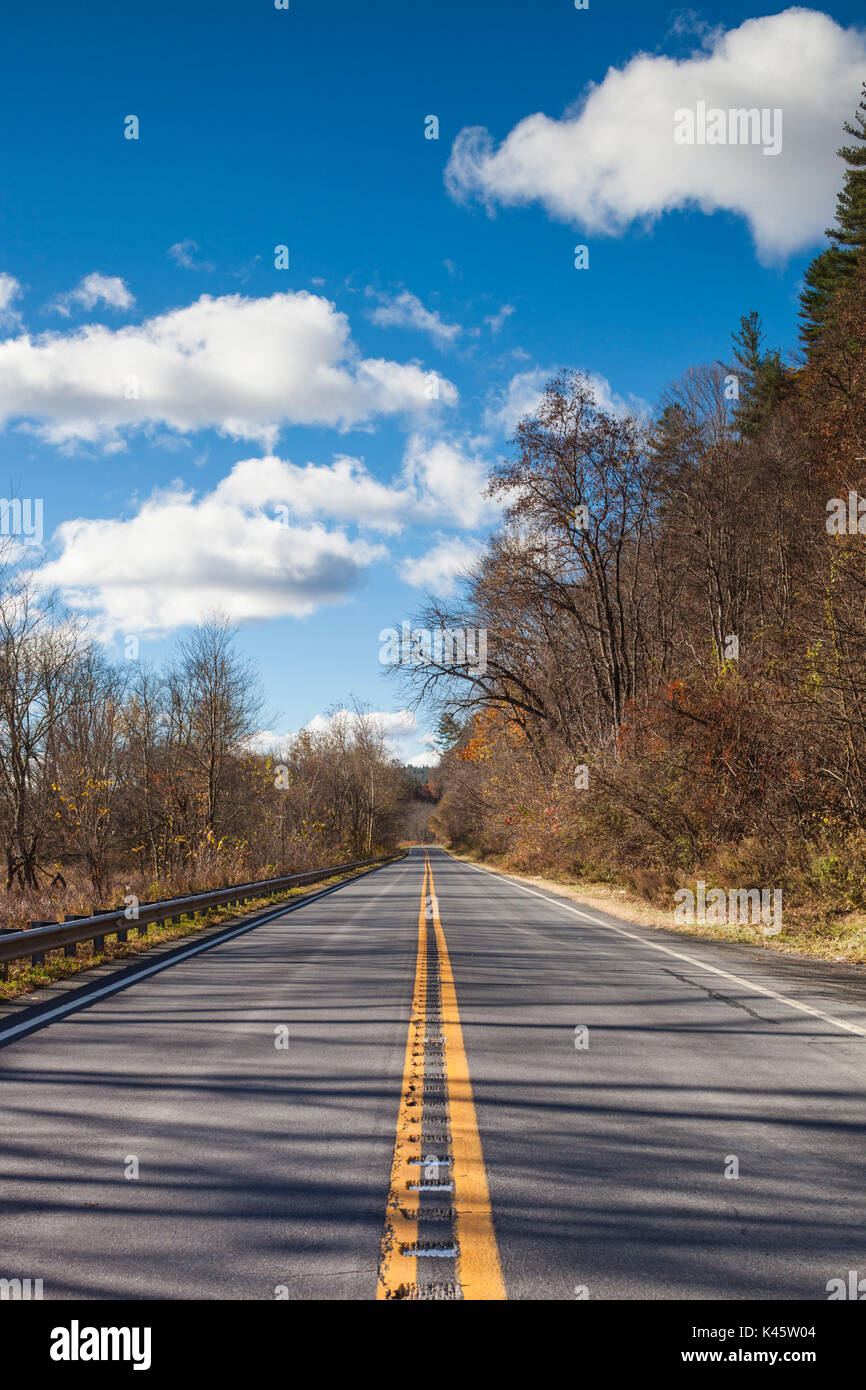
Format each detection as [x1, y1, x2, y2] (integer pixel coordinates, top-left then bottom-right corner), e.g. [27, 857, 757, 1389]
[0, 570, 84, 888]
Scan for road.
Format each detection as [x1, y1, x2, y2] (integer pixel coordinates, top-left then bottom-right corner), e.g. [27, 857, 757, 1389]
[1, 846, 864, 1300]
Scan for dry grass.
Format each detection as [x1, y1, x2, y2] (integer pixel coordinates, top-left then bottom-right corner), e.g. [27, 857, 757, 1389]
[447, 850, 866, 966]
[0, 864, 387, 1002]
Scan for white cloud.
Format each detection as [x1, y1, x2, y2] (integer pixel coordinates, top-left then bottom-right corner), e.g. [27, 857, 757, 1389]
[0, 289, 458, 449]
[168, 240, 216, 272]
[590, 374, 650, 420]
[667, 9, 723, 43]
[32, 433, 500, 635]
[36, 480, 386, 637]
[249, 709, 438, 766]
[484, 367, 552, 435]
[215, 454, 414, 533]
[52, 272, 135, 317]
[399, 535, 485, 596]
[302, 708, 439, 766]
[368, 289, 463, 346]
[408, 749, 440, 768]
[245, 728, 296, 754]
[208, 444, 499, 534]
[483, 303, 515, 335]
[401, 433, 500, 530]
[446, 9, 866, 259]
[485, 366, 648, 435]
[0, 274, 22, 330]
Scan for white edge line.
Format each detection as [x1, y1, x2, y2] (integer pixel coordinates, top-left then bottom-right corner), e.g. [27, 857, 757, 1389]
[447, 853, 866, 1039]
[0, 861, 407, 1047]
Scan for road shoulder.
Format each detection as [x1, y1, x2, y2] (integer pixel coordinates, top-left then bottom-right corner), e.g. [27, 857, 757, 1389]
[442, 848, 866, 1024]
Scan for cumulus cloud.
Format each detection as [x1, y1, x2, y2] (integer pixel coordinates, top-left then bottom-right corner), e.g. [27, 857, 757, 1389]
[31, 434, 500, 635]
[399, 535, 485, 596]
[207, 443, 499, 534]
[484, 367, 552, 435]
[485, 366, 648, 435]
[250, 709, 439, 766]
[35, 480, 386, 637]
[589, 374, 650, 420]
[408, 748, 441, 769]
[445, 9, 866, 259]
[0, 290, 458, 449]
[401, 433, 500, 530]
[216, 454, 414, 533]
[368, 289, 463, 346]
[51, 272, 135, 318]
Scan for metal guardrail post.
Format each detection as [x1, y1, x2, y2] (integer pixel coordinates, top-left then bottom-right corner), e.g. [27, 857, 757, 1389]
[0, 926, 17, 979]
[93, 909, 115, 954]
[63, 915, 87, 958]
[29, 921, 51, 966]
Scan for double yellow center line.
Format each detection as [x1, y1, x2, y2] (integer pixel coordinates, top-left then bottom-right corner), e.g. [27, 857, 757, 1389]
[377, 852, 506, 1300]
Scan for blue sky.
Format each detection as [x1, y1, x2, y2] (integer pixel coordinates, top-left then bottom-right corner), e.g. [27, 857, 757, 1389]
[1, 1, 864, 762]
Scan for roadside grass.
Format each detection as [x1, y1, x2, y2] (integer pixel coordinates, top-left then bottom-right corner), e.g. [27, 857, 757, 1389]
[0, 864, 388, 1002]
[446, 850, 866, 966]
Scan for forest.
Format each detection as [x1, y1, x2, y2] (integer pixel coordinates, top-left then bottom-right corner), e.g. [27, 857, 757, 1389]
[0, 597, 410, 929]
[408, 87, 866, 946]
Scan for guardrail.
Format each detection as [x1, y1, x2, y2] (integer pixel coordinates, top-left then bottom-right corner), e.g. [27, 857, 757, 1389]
[0, 853, 402, 977]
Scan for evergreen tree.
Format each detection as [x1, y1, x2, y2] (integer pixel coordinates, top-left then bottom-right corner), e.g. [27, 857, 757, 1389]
[730, 311, 788, 436]
[800, 82, 866, 347]
[434, 711, 462, 753]
[829, 82, 866, 259]
[800, 247, 849, 349]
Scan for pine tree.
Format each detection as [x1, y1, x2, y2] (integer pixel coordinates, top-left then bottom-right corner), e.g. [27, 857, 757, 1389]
[730, 311, 788, 436]
[800, 247, 849, 348]
[800, 82, 866, 347]
[829, 83, 866, 259]
[434, 711, 462, 752]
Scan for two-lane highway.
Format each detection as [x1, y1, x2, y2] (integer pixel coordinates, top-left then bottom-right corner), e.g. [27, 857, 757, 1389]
[1, 847, 864, 1300]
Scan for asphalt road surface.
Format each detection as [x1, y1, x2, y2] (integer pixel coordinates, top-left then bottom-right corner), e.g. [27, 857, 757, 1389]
[1, 847, 864, 1301]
